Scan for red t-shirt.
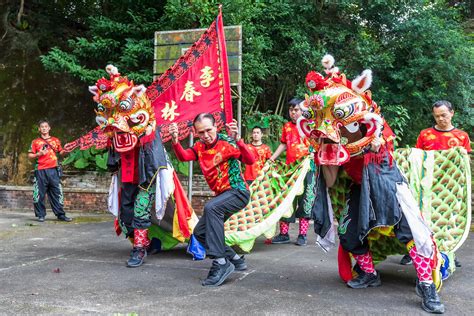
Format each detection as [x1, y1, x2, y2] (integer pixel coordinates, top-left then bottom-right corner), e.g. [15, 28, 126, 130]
[416, 127, 472, 152]
[29, 137, 62, 170]
[280, 122, 310, 164]
[244, 143, 272, 181]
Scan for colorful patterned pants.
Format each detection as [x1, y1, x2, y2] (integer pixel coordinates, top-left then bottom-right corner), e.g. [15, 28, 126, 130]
[280, 169, 314, 223]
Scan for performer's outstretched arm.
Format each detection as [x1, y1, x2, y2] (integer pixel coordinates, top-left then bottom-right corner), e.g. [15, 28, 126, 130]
[171, 141, 198, 162]
[169, 123, 197, 162]
[226, 119, 255, 165]
[269, 143, 287, 162]
[236, 139, 256, 165]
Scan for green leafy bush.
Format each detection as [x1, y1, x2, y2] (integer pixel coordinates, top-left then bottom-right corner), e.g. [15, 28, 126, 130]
[62, 147, 108, 171]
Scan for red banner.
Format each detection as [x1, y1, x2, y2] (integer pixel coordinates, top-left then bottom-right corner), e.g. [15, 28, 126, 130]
[63, 126, 109, 153]
[147, 10, 233, 143]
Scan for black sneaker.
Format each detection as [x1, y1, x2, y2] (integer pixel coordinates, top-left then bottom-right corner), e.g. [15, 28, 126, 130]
[38, 217, 45, 222]
[230, 255, 247, 271]
[400, 254, 412, 265]
[57, 215, 72, 222]
[271, 234, 290, 244]
[127, 247, 147, 268]
[295, 234, 307, 246]
[347, 271, 381, 289]
[416, 281, 445, 314]
[454, 258, 461, 268]
[202, 259, 235, 287]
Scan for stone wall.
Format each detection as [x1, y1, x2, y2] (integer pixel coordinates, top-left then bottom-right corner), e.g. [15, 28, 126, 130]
[0, 186, 107, 212]
[0, 172, 213, 216]
[176, 174, 213, 216]
[61, 171, 111, 189]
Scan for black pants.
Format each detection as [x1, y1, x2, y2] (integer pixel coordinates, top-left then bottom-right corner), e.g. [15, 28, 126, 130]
[119, 183, 152, 237]
[281, 170, 314, 223]
[193, 188, 250, 258]
[33, 168, 66, 218]
[338, 184, 413, 255]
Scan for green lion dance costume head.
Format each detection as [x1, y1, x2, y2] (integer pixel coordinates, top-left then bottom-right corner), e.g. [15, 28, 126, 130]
[298, 54, 394, 165]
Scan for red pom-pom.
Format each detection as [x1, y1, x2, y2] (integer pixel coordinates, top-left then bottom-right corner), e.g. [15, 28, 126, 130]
[96, 78, 112, 91]
[305, 71, 328, 91]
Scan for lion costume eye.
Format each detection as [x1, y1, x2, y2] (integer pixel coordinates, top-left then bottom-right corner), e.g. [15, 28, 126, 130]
[119, 97, 134, 111]
[334, 108, 345, 119]
[333, 102, 356, 120]
[97, 103, 105, 112]
[99, 92, 118, 109]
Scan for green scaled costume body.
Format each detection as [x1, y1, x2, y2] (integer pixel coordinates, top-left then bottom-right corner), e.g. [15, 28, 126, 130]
[224, 156, 313, 252]
[393, 147, 471, 276]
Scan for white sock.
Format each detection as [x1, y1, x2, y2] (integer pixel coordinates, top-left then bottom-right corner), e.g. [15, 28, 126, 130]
[232, 254, 240, 260]
[216, 258, 226, 265]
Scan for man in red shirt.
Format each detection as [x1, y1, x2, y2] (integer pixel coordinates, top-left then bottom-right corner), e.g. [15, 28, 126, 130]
[400, 100, 471, 266]
[243, 126, 272, 184]
[270, 98, 313, 246]
[169, 113, 255, 287]
[416, 100, 471, 152]
[28, 120, 72, 222]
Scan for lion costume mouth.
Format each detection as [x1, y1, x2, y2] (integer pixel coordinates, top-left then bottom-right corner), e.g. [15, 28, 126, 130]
[300, 115, 379, 165]
[112, 132, 138, 152]
[316, 143, 350, 165]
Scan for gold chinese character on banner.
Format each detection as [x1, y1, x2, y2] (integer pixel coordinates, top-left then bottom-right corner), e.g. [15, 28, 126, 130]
[180, 81, 201, 102]
[161, 100, 180, 121]
[200, 66, 215, 87]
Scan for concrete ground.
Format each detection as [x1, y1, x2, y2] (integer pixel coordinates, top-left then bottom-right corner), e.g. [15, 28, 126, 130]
[0, 210, 472, 315]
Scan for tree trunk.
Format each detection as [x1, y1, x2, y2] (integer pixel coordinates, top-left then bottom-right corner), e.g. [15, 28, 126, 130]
[16, 0, 24, 27]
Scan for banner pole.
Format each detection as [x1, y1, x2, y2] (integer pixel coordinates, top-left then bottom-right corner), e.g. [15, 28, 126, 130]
[237, 22, 243, 134]
[237, 85, 242, 134]
[187, 133, 194, 202]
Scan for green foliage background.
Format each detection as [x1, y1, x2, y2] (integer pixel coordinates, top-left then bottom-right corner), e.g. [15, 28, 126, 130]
[1, 0, 471, 180]
[37, 0, 472, 146]
[62, 147, 108, 171]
